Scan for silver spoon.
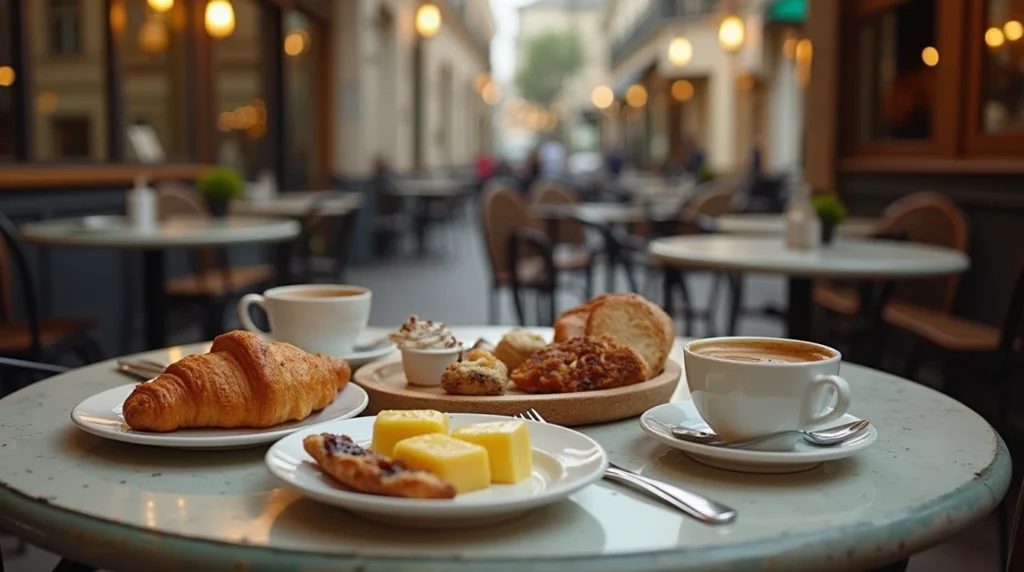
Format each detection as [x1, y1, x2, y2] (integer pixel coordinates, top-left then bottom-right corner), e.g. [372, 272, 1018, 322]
[669, 420, 871, 450]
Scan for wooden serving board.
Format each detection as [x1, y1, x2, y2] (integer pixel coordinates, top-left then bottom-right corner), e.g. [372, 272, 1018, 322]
[352, 356, 682, 426]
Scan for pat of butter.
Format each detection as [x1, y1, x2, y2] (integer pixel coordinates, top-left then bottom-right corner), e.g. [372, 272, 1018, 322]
[370, 409, 450, 456]
[393, 433, 491, 494]
[451, 420, 532, 484]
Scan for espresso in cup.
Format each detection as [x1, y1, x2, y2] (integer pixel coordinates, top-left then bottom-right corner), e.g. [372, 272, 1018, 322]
[684, 337, 850, 447]
[691, 339, 833, 365]
[237, 285, 372, 357]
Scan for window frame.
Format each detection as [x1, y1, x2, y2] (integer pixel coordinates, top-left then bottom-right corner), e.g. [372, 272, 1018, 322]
[963, 0, 1024, 156]
[47, 0, 83, 57]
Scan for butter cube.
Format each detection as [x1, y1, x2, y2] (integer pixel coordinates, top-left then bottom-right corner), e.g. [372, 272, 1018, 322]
[371, 409, 450, 456]
[392, 433, 491, 494]
[451, 420, 533, 484]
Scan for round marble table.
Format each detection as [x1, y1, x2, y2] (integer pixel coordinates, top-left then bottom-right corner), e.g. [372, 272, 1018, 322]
[649, 235, 970, 340]
[230, 191, 362, 218]
[715, 214, 879, 237]
[20, 216, 301, 350]
[0, 327, 1009, 572]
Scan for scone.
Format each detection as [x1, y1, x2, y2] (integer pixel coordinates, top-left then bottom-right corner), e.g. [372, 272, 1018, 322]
[493, 329, 548, 371]
[441, 350, 509, 396]
[585, 295, 674, 374]
[510, 336, 649, 394]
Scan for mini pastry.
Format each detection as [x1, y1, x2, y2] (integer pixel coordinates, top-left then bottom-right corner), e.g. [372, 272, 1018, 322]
[303, 433, 457, 499]
[510, 335, 649, 394]
[493, 329, 547, 371]
[441, 350, 508, 396]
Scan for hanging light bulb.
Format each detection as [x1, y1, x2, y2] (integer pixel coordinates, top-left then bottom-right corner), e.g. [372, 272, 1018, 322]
[415, 3, 442, 39]
[667, 36, 693, 67]
[718, 15, 745, 53]
[205, 0, 235, 39]
[147, 0, 174, 13]
[139, 16, 169, 53]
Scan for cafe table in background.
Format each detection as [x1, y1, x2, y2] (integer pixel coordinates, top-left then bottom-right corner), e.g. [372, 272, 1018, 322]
[0, 327, 1008, 572]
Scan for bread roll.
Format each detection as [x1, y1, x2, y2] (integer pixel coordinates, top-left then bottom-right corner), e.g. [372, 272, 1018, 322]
[584, 296, 674, 374]
[493, 329, 547, 370]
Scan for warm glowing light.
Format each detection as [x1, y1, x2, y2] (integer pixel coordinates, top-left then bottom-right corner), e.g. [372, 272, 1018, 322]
[795, 38, 813, 64]
[782, 37, 797, 60]
[670, 80, 693, 102]
[625, 84, 648, 108]
[415, 3, 442, 38]
[718, 15, 745, 52]
[36, 91, 59, 114]
[284, 31, 308, 56]
[110, 2, 127, 35]
[921, 46, 939, 67]
[482, 82, 502, 105]
[217, 111, 234, 132]
[147, 0, 174, 13]
[205, 0, 235, 39]
[473, 73, 491, 94]
[0, 66, 14, 87]
[668, 36, 693, 67]
[1005, 20, 1024, 41]
[139, 17, 169, 53]
[986, 27, 1006, 48]
[591, 85, 614, 109]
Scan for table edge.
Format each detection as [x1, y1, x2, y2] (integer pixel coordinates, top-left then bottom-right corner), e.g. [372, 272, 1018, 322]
[0, 431, 1009, 572]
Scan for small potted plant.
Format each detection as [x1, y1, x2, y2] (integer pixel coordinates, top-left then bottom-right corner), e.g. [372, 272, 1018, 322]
[812, 192, 848, 245]
[196, 167, 243, 217]
[697, 164, 716, 183]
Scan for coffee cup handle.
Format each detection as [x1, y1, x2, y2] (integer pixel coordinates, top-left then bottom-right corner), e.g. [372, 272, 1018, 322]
[237, 294, 270, 335]
[802, 374, 851, 427]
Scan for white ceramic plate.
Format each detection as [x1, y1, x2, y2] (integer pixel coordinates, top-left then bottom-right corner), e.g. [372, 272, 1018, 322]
[265, 413, 609, 528]
[640, 401, 878, 474]
[71, 383, 369, 450]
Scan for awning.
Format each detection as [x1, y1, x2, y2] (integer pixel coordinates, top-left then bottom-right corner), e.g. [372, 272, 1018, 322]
[767, 0, 805, 22]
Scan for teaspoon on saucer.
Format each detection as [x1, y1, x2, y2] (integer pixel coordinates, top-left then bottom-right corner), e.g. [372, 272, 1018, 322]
[667, 420, 871, 450]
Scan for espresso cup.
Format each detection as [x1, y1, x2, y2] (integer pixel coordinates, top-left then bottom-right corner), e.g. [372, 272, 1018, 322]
[237, 284, 371, 356]
[683, 336, 851, 444]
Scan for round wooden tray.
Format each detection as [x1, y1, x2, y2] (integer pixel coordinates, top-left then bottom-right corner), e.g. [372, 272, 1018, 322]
[352, 357, 682, 426]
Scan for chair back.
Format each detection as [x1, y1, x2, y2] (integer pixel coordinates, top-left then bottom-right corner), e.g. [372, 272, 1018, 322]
[0, 211, 43, 356]
[675, 181, 732, 235]
[877, 192, 968, 311]
[998, 259, 1024, 362]
[528, 178, 585, 246]
[156, 185, 230, 291]
[481, 180, 536, 284]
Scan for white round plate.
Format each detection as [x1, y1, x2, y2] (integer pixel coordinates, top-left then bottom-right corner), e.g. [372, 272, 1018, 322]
[265, 413, 609, 528]
[640, 402, 878, 474]
[70, 383, 369, 450]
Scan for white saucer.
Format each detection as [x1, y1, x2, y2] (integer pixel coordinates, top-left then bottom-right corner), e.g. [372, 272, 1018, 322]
[639, 402, 878, 474]
[265, 413, 609, 528]
[71, 383, 369, 450]
[339, 341, 397, 369]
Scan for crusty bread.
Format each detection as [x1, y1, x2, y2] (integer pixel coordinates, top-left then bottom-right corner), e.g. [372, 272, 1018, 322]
[585, 297, 671, 375]
[554, 293, 638, 342]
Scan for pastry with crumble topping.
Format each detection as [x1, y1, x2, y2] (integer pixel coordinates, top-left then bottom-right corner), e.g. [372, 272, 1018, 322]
[302, 433, 457, 499]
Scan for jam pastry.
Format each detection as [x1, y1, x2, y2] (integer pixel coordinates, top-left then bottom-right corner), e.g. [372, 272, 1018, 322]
[303, 433, 457, 499]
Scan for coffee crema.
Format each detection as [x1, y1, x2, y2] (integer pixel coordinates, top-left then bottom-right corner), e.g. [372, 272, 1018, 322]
[284, 288, 365, 299]
[691, 340, 833, 364]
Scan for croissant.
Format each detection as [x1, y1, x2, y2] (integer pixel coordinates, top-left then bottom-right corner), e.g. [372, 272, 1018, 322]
[122, 330, 351, 432]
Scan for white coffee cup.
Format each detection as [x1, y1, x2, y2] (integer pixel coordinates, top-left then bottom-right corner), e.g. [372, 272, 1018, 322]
[237, 284, 372, 356]
[683, 336, 851, 444]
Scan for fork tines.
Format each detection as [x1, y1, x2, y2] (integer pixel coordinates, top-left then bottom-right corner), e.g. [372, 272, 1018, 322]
[513, 408, 548, 424]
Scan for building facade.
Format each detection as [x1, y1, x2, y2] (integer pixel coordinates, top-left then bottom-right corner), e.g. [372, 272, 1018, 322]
[601, 0, 806, 175]
[0, 0, 494, 188]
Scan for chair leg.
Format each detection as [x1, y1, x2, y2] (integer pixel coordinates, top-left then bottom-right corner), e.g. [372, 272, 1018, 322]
[727, 274, 744, 337]
[487, 288, 498, 325]
[511, 286, 526, 327]
[677, 273, 695, 338]
[584, 262, 594, 300]
[903, 341, 925, 381]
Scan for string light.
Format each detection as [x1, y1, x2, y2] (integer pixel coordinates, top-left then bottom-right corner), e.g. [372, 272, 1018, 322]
[921, 46, 939, 67]
[670, 80, 693, 102]
[718, 15, 745, 53]
[591, 85, 614, 109]
[415, 3, 442, 38]
[1005, 20, 1024, 41]
[625, 84, 648, 108]
[985, 27, 1006, 48]
[668, 37, 693, 67]
[205, 0, 235, 39]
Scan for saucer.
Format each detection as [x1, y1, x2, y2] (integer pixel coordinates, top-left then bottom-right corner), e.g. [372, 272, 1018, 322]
[639, 402, 878, 474]
[339, 340, 397, 369]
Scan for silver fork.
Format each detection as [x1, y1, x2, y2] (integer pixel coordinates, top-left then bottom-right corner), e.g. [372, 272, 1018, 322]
[513, 408, 737, 525]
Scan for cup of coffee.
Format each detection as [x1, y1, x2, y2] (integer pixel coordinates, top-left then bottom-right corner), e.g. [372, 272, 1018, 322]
[683, 336, 851, 445]
[237, 285, 372, 356]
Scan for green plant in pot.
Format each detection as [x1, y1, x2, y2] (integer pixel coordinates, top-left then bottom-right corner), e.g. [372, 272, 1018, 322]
[812, 192, 848, 245]
[197, 167, 243, 217]
[697, 164, 716, 183]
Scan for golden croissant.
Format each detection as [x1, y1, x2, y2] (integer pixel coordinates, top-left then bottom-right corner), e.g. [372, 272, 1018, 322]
[122, 330, 351, 432]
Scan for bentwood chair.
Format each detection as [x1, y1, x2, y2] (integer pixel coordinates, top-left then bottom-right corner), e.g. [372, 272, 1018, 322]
[0, 212, 102, 396]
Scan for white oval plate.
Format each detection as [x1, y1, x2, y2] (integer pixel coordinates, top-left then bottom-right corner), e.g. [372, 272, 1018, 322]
[265, 413, 609, 528]
[640, 401, 878, 474]
[71, 383, 369, 450]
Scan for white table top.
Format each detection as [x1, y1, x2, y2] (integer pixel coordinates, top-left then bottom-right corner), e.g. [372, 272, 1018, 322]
[20, 215, 301, 250]
[649, 235, 970, 279]
[231, 191, 363, 218]
[534, 202, 655, 225]
[715, 214, 879, 238]
[0, 326, 1008, 572]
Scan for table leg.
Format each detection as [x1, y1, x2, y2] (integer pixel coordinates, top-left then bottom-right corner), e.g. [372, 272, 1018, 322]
[787, 277, 812, 340]
[275, 241, 294, 286]
[869, 558, 909, 572]
[415, 197, 427, 257]
[663, 267, 677, 317]
[141, 251, 167, 351]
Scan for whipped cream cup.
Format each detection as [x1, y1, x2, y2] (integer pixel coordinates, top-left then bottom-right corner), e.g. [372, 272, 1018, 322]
[390, 316, 461, 386]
